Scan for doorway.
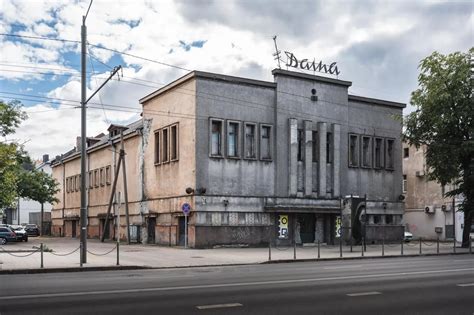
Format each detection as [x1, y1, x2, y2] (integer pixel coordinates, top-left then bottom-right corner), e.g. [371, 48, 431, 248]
[71, 221, 77, 238]
[147, 217, 156, 244]
[297, 213, 315, 243]
[178, 216, 186, 246]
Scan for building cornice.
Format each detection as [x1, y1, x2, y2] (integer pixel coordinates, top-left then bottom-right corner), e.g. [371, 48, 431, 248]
[348, 94, 406, 109]
[272, 68, 352, 87]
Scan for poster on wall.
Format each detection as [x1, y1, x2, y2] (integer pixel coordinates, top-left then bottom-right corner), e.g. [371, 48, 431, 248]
[335, 216, 342, 238]
[278, 214, 289, 239]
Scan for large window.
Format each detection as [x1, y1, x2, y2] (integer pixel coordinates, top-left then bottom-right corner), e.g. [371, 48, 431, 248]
[154, 123, 179, 165]
[385, 138, 395, 170]
[227, 121, 240, 158]
[170, 124, 178, 161]
[361, 136, 372, 168]
[297, 129, 304, 162]
[326, 132, 333, 163]
[162, 127, 169, 163]
[374, 137, 383, 169]
[244, 123, 257, 159]
[349, 134, 359, 167]
[260, 124, 272, 160]
[312, 131, 318, 162]
[210, 119, 223, 157]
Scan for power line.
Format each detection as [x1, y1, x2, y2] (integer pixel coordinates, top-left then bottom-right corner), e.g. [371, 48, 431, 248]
[0, 33, 80, 44]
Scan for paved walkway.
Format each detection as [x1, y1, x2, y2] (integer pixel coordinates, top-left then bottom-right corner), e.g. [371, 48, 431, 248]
[0, 237, 471, 271]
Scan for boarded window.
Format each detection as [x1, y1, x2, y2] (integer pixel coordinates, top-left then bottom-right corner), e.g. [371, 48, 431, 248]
[374, 138, 383, 168]
[386, 139, 395, 170]
[162, 128, 169, 163]
[227, 121, 240, 158]
[361, 136, 371, 168]
[260, 125, 272, 160]
[210, 120, 223, 156]
[154, 130, 160, 164]
[349, 134, 359, 167]
[170, 124, 178, 161]
[244, 123, 256, 159]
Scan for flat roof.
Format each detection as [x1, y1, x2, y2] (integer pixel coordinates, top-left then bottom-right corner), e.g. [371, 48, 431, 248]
[348, 94, 406, 109]
[272, 68, 352, 87]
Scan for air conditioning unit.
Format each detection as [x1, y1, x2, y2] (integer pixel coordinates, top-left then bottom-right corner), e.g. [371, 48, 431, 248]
[441, 204, 451, 212]
[424, 206, 435, 214]
[415, 171, 425, 177]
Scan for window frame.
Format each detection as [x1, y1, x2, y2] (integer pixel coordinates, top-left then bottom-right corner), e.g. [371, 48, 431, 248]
[94, 169, 99, 188]
[402, 174, 407, 193]
[100, 167, 105, 186]
[88, 171, 93, 189]
[209, 118, 224, 158]
[154, 129, 161, 165]
[312, 130, 318, 162]
[385, 138, 395, 170]
[326, 131, 333, 163]
[348, 133, 359, 167]
[373, 137, 384, 169]
[170, 123, 179, 162]
[161, 127, 170, 163]
[259, 124, 273, 161]
[243, 122, 258, 160]
[105, 165, 111, 185]
[361, 135, 372, 168]
[226, 120, 241, 159]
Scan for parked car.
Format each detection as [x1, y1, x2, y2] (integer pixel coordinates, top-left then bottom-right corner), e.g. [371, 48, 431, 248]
[24, 224, 40, 236]
[9, 225, 28, 242]
[404, 231, 413, 242]
[0, 226, 17, 245]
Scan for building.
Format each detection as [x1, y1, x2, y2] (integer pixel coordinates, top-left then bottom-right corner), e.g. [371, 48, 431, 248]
[402, 143, 464, 241]
[51, 69, 405, 247]
[3, 155, 53, 231]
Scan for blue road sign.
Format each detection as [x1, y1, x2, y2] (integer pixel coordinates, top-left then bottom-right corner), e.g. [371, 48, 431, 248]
[182, 203, 191, 215]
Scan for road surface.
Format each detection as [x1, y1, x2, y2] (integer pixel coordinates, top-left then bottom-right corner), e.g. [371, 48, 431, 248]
[1, 255, 473, 314]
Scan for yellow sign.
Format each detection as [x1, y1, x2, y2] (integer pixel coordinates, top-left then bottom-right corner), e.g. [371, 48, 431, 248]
[278, 215, 289, 239]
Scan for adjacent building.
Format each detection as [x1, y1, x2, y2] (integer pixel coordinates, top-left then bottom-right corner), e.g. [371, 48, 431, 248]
[51, 69, 406, 247]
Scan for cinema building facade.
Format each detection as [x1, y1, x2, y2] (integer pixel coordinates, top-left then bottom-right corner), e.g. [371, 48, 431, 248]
[51, 68, 406, 247]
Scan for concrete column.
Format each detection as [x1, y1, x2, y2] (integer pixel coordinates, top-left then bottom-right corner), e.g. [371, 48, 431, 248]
[332, 124, 341, 197]
[318, 122, 327, 197]
[304, 120, 313, 197]
[289, 118, 298, 196]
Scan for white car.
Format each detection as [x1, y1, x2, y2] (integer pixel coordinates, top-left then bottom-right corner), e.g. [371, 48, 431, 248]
[8, 225, 28, 242]
[404, 231, 413, 242]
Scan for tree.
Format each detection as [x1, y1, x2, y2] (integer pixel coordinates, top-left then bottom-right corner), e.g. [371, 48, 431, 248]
[0, 100, 59, 227]
[404, 48, 474, 247]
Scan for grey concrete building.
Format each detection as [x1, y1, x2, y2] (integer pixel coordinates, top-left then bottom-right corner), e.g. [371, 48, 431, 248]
[51, 69, 405, 247]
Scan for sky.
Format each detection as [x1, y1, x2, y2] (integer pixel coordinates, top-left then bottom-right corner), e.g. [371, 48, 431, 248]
[0, 0, 472, 159]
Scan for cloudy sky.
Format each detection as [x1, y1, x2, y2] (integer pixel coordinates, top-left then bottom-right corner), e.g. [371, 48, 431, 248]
[0, 0, 472, 159]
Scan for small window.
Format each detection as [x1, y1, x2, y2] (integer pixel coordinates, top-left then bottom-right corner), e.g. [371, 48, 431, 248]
[386, 215, 393, 225]
[326, 132, 333, 163]
[162, 127, 169, 163]
[210, 119, 223, 157]
[297, 129, 304, 162]
[374, 137, 384, 169]
[244, 123, 257, 159]
[170, 124, 178, 161]
[105, 166, 111, 185]
[373, 215, 381, 224]
[403, 147, 409, 158]
[66, 177, 70, 193]
[349, 134, 359, 167]
[361, 136, 372, 168]
[386, 139, 395, 170]
[88, 172, 93, 189]
[100, 168, 105, 186]
[403, 175, 407, 193]
[260, 124, 272, 160]
[312, 131, 318, 162]
[227, 121, 240, 158]
[94, 170, 99, 188]
[154, 130, 160, 164]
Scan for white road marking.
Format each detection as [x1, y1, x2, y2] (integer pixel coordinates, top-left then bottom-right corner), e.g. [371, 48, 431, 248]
[0, 267, 473, 301]
[196, 303, 243, 310]
[347, 291, 381, 297]
[456, 283, 474, 287]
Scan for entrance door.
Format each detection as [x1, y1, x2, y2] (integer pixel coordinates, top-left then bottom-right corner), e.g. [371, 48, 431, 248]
[148, 217, 156, 244]
[71, 221, 77, 238]
[178, 217, 185, 246]
[298, 213, 315, 243]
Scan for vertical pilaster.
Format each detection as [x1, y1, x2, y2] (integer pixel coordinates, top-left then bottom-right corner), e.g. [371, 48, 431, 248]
[289, 118, 298, 196]
[332, 124, 341, 198]
[318, 122, 327, 197]
[304, 120, 313, 197]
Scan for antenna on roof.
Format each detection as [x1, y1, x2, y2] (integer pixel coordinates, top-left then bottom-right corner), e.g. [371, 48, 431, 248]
[272, 35, 282, 69]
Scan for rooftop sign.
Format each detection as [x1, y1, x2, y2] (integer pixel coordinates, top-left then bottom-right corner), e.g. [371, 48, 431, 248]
[284, 51, 340, 76]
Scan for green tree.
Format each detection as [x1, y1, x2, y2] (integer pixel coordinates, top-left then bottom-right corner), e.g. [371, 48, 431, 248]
[404, 48, 474, 247]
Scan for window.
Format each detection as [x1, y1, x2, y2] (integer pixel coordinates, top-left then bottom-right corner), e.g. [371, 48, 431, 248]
[170, 124, 178, 161]
[244, 123, 257, 159]
[297, 129, 304, 162]
[100, 168, 105, 186]
[373, 215, 381, 224]
[162, 127, 169, 163]
[260, 124, 272, 160]
[66, 177, 70, 193]
[88, 172, 93, 189]
[154, 130, 160, 164]
[403, 175, 407, 193]
[361, 136, 372, 168]
[227, 121, 240, 158]
[349, 134, 359, 167]
[312, 131, 318, 162]
[374, 137, 384, 169]
[326, 132, 333, 163]
[94, 170, 99, 188]
[210, 119, 223, 157]
[385, 139, 395, 170]
[105, 166, 111, 185]
[403, 147, 409, 158]
[386, 215, 393, 225]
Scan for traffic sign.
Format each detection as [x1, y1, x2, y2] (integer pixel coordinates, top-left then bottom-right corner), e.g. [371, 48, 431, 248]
[182, 203, 191, 215]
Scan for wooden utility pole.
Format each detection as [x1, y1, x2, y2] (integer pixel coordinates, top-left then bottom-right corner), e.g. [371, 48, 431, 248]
[121, 131, 131, 245]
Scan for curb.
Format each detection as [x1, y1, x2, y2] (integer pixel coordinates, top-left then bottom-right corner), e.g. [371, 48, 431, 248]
[0, 265, 151, 275]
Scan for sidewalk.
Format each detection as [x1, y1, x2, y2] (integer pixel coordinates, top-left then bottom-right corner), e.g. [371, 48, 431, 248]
[0, 237, 471, 272]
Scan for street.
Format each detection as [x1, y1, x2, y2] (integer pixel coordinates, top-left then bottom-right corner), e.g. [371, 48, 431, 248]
[0, 255, 473, 314]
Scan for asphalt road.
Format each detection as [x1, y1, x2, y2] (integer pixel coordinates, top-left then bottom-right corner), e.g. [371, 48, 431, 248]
[0, 255, 473, 315]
